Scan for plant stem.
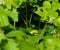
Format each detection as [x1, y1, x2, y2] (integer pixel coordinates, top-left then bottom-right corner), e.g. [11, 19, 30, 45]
[14, 21, 15, 28]
[56, 26, 60, 33]
[25, 1, 28, 28]
[55, 26, 60, 37]
[20, 8, 26, 18]
[40, 23, 47, 37]
[39, 20, 40, 30]
[19, 12, 27, 27]
[29, 13, 33, 27]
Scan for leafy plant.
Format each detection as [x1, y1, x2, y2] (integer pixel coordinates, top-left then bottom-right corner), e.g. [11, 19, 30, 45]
[0, 0, 60, 50]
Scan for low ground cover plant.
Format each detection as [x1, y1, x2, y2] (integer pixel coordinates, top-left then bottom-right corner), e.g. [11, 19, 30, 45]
[0, 0, 60, 50]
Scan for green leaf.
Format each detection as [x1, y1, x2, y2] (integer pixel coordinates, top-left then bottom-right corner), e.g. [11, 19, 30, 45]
[46, 25, 56, 34]
[4, 39, 18, 50]
[38, 41, 45, 50]
[0, 6, 9, 27]
[19, 0, 27, 6]
[43, 1, 51, 9]
[26, 27, 33, 33]
[12, 0, 20, 8]
[4, 0, 12, 9]
[26, 35, 40, 44]
[30, 30, 38, 35]
[0, 15, 9, 27]
[19, 40, 38, 50]
[34, 0, 38, 3]
[47, 0, 58, 2]
[52, 1, 60, 10]
[12, 0, 18, 8]
[9, 9, 18, 22]
[44, 35, 60, 50]
[57, 3, 60, 10]
[44, 36, 56, 50]
[7, 30, 26, 40]
[55, 38, 60, 50]
[0, 6, 4, 11]
[45, 9, 58, 23]
[52, 2, 59, 10]
[0, 47, 1, 50]
[0, 0, 4, 5]
[0, 32, 6, 43]
[35, 7, 48, 20]
[47, 9, 58, 19]
[54, 16, 60, 26]
[35, 7, 42, 16]
[4, 0, 25, 9]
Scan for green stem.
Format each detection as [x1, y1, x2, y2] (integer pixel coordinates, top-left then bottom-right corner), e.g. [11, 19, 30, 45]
[29, 13, 33, 27]
[40, 23, 47, 37]
[56, 26, 60, 33]
[14, 21, 15, 28]
[55, 26, 60, 37]
[19, 12, 27, 27]
[25, 1, 28, 28]
[20, 8, 26, 18]
[39, 20, 40, 30]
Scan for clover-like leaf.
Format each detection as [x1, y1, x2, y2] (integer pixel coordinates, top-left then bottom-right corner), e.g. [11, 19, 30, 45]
[43, 1, 51, 9]
[35, 7, 48, 20]
[47, 9, 58, 19]
[52, 2, 59, 10]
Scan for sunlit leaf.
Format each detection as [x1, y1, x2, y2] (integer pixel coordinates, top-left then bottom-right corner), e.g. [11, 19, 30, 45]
[9, 9, 18, 22]
[7, 30, 26, 40]
[30, 30, 38, 34]
[4, 0, 12, 9]
[47, 9, 58, 18]
[52, 2, 60, 10]
[35, 7, 48, 20]
[54, 16, 60, 26]
[43, 1, 51, 9]
[0, 15, 9, 27]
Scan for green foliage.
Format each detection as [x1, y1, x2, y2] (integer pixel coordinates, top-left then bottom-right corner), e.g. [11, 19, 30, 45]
[43, 1, 51, 9]
[4, 39, 18, 50]
[0, 0, 60, 50]
[8, 9, 18, 22]
[19, 40, 38, 50]
[0, 32, 6, 43]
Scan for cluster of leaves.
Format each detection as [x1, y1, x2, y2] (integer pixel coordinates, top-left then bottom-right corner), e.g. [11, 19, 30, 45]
[0, 0, 60, 50]
[35, 0, 60, 26]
